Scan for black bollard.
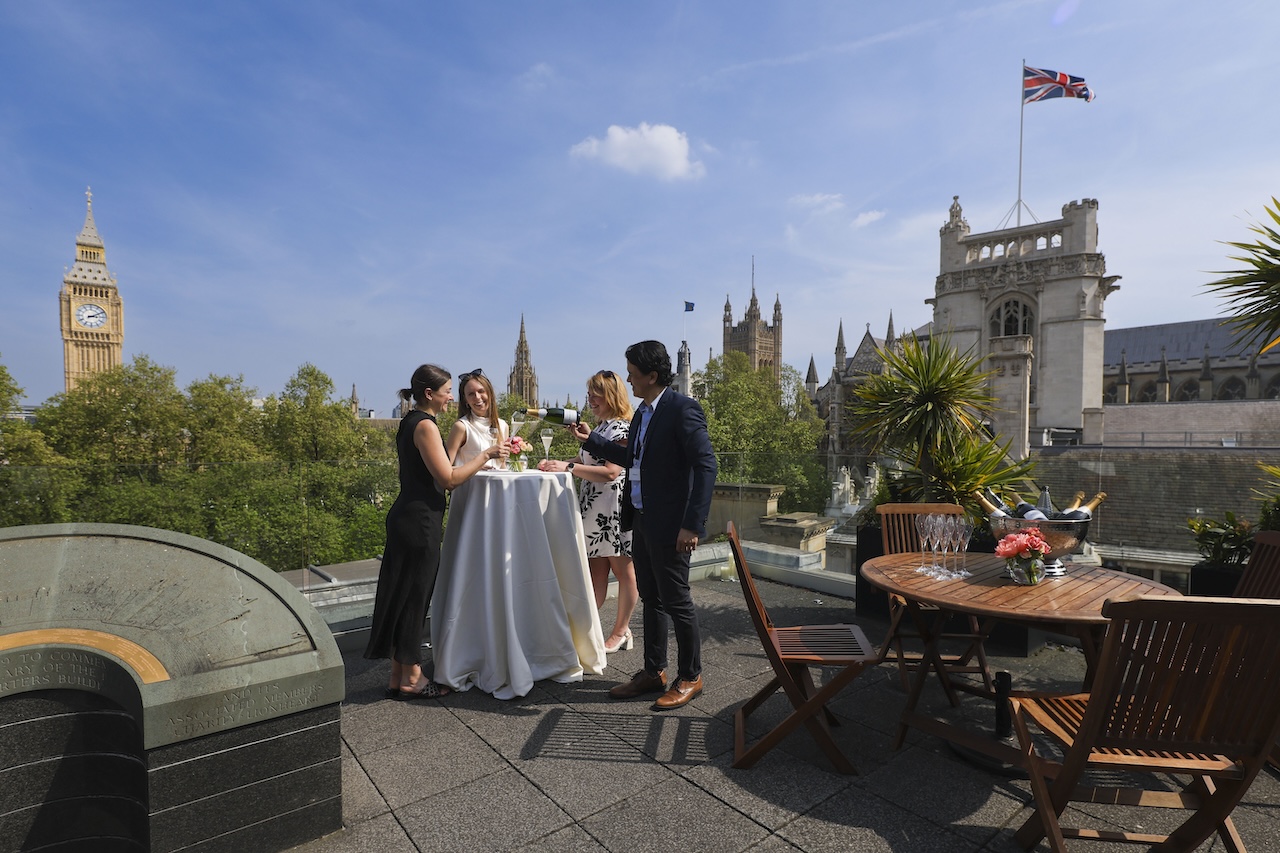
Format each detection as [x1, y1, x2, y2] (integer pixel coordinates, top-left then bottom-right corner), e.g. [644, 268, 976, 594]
[994, 671, 1012, 739]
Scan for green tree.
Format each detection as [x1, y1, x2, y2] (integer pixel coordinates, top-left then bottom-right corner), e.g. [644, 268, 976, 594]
[845, 334, 1032, 504]
[700, 353, 827, 512]
[0, 357, 20, 412]
[37, 355, 187, 477]
[1206, 197, 1280, 356]
[184, 374, 266, 466]
[261, 363, 368, 462]
[0, 355, 83, 525]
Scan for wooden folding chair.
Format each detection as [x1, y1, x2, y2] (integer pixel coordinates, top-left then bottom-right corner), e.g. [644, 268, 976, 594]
[875, 503, 994, 697]
[1231, 530, 1280, 771]
[1233, 530, 1280, 597]
[1010, 595, 1280, 852]
[727, 522, 879, 775]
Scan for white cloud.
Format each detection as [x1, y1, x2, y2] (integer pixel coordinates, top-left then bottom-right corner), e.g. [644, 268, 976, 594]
[790, 193, 845, 215]
[517, 62, 554, 92]
[570, 122, 705, 181]
[851, 210, 886, 229]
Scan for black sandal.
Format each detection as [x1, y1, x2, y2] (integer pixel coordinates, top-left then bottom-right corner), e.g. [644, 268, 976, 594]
[395, 681, 450, 700]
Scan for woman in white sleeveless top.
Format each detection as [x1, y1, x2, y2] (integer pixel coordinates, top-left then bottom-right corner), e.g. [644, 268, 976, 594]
[445, 369, 508, 468]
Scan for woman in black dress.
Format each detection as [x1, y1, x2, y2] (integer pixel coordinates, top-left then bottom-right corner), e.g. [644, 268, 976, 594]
[364, 364, 508, 699]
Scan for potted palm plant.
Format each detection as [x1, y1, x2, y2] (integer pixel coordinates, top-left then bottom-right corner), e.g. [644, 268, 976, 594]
[844, 333, 1035, 508]
[1204, 196, 1280, 359]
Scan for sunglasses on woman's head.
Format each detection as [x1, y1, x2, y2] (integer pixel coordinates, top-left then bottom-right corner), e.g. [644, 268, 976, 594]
[459, 368, 484, 382]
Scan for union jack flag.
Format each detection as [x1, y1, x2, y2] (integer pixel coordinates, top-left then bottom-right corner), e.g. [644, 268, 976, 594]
[1023, 65, 1095, 103]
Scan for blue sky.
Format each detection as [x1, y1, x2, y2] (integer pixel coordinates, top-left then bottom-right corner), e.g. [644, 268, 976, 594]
[3, 1, 1278, 413]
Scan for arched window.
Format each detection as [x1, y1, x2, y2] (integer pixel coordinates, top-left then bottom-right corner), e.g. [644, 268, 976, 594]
[1103, 383, 1118, 405]
[989, 299, 1035, 337]
[1174, 380, 1200, 401]
[1265, 375, 1280, 399]
[1138, 382, 1158, 402]
[1216, 377, 1247, 400]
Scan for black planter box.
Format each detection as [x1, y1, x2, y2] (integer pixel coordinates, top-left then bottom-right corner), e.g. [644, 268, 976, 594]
[1189, 563, 1242, 597]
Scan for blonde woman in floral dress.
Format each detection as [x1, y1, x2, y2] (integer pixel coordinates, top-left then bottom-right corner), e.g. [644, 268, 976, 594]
[539, 370, 638, 652]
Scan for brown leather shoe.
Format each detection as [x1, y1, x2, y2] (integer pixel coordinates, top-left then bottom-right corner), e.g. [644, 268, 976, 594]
[654, 675, 703, 709]
[610, 669, 667, 700]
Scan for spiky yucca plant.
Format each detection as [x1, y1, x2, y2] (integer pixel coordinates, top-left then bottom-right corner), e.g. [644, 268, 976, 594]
[845, 333, 1032, 503]
[1205, 197, 1280, 356]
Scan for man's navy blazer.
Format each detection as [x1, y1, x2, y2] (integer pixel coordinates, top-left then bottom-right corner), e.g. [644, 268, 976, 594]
[583, 388, 718, 543]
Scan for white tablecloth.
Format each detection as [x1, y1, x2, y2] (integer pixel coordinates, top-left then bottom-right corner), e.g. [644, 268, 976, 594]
[432, 470, 606, 699]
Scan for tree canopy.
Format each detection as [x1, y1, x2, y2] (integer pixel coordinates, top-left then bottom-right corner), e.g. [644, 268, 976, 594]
[2, 355, 398, 570]
[699, 352, 828, 512]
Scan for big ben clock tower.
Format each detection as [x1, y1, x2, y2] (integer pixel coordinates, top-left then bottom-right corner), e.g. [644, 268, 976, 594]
[60, 188, 124, 392]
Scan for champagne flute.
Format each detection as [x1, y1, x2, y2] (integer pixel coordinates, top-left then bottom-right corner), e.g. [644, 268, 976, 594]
[940, 515, 958, 579]
[957, 518, 974, 577]
[510, 409, 525, 439]
[929, 514, 945, 577]
[540, 428, 554, 460]
[914, 514, 930, 572]
[488, 424, 500, 469]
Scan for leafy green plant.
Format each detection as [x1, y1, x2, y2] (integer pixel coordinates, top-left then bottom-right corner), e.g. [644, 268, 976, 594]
[1205, 197, 1280, 356]
[1187, 511, 1255, 568]
[1255, 462, 1280, 532]
[844, 333, 1033, 509]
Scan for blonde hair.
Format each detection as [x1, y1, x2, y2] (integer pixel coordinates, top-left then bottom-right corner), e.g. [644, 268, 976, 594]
[457, 370, 498, 422]
[586, 370, 633, 422]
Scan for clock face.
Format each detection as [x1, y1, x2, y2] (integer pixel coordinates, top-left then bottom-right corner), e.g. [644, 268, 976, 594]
[76, 303, 108, 328]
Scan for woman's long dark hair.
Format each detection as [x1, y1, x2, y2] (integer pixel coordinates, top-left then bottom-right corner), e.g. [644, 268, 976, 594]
[399, 364, 451, 406]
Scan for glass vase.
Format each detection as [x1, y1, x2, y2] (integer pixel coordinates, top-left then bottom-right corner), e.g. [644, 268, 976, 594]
[1008, 557, 1046, 585]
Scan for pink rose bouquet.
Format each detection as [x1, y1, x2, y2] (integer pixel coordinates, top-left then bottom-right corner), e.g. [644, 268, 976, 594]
[994, 529, 1051, 561]
[508, 436, 532, 456]
[995, 528, 1051, 584]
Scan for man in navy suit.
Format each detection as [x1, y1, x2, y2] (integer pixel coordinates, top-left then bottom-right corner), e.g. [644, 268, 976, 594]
[570, 340, 718, 709]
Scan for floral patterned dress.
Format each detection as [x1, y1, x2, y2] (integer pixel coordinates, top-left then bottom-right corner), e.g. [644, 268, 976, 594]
[577, 418, 632, 558]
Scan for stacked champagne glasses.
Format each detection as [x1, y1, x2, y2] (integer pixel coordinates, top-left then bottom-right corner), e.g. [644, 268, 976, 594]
[914, 513, 975, 580]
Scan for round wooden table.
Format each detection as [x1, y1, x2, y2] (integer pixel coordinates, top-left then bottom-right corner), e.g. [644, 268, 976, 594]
[860, 552, 1181, 759]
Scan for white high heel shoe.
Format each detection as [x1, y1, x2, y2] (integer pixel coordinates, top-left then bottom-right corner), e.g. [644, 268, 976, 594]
[603, 628, 633, 653]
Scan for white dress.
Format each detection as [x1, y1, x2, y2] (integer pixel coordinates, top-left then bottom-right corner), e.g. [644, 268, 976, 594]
[577, 418, 632, 558]
[453, 416, 506, 469]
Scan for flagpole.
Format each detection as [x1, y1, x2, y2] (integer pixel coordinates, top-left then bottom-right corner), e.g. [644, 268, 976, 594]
[1017, 58, 1025, 227]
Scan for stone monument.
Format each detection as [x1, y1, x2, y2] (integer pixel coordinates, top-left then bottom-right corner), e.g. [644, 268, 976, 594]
[0, 524, 345, 852]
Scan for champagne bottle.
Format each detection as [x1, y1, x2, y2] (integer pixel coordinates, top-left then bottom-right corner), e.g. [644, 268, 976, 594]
[974, 491, 1008, 518]
[1061, 491, 1087, 513]
[1061, 491, 1107, 520]
[983, 488, 1014, 515]
[1009, 492, 1046, 520]
[525, 407, 579, 426]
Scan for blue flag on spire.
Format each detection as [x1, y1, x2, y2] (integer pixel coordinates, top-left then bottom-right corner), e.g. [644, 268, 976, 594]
[684, 301, 695, 312]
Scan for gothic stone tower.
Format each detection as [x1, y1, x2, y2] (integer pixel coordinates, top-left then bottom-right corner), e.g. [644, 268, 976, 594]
[930, 196, 1121, 454]
[60, 189, 124, 392]
[507, 315, 539, 405]
[723, 286, 782, 385]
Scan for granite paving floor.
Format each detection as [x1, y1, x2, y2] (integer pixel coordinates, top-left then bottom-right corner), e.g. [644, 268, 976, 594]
[287, 576, 1280, 853]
